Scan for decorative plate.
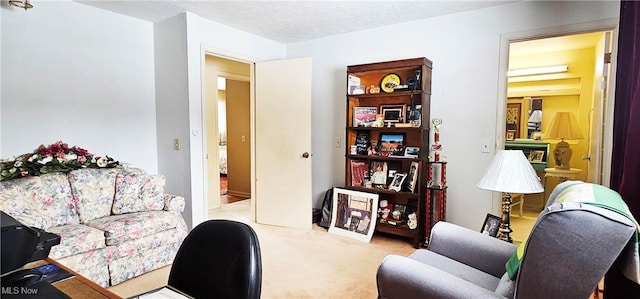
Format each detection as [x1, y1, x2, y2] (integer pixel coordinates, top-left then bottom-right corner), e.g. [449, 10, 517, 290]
[380, 73, 401, 93]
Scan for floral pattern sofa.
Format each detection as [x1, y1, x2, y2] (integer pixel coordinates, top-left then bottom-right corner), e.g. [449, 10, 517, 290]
[0, 166, 188, 287]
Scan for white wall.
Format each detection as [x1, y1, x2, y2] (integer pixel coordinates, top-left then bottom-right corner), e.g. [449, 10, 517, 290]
[1, 1, 158, 172]
[287, 0, 620, 230]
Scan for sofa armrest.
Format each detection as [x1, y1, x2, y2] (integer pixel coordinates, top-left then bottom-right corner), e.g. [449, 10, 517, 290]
[163, 194, 185, 213]
[427, 222, 517, 278]
[377, 255, 505, 299]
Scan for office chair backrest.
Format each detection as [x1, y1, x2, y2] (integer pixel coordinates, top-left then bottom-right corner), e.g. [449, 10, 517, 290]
[168, 219, 262, 299]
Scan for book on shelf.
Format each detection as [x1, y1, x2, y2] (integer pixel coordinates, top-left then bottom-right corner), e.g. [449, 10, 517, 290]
[350, 160, 368, 187]
[355, 130, 370, 155]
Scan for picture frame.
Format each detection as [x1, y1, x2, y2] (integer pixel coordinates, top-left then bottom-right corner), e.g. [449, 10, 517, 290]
[481, 214, 501, 237]
[369, 161, 388, 187]
[389, 172, 407, 192]
[350, 160, 368, 187]
[378, 132, 405, 154]
[380, 104, 407, 124]
[349, 85, 366, 95]
[329, 188, 379, 243]
[406, 161, 419, 193]
[353, 107, 377, 127]
[528, 150, 545, 162]
[404, 146, 419, 158]
[506, 130, 516, 141]
[506, 103, 521, 139]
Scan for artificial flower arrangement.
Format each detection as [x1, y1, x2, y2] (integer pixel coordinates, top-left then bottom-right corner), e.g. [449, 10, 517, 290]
[0, 141, 119, 181]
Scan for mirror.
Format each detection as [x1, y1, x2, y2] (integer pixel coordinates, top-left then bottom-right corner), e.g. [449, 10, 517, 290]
[527, 97, 543, 140]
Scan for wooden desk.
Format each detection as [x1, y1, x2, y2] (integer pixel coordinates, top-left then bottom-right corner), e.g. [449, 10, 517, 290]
[27, 258, 122, 299]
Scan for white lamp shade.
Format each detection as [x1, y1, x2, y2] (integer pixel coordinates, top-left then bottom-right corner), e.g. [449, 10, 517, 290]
[477, 150, 544, 194]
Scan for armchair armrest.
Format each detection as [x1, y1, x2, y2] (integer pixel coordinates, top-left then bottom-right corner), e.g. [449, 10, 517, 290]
[377, 255, 505, 299]
[428, 222, 517, 278]
[163, 194, 185, 213]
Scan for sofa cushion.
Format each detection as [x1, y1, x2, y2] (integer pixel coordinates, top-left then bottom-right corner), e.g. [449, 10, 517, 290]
[68, 168, 118, 223]
[85, 211, 181, 246]
[47, 224, 107, 260]
[139, 175, 166, 211]
[112, 170, 165, 214]
[0, 173, 79, 229]
[0, 181, 50, 229]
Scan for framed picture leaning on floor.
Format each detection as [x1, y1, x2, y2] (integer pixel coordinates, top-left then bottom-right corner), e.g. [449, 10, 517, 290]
[328, 188, 379, 243]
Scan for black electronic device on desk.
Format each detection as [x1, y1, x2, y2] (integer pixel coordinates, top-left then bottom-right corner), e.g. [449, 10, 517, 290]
[1, 211, 68, 298]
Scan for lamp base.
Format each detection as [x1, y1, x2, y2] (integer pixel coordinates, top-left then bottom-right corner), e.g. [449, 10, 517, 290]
[553, 140, 572, 170]
[499, 193, 513, 243]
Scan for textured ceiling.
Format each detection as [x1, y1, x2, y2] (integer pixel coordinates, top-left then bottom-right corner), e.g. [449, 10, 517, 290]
[76, 0, 515, 43]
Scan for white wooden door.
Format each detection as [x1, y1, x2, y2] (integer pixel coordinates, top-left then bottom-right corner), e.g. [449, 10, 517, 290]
[254, 58, 312, 229]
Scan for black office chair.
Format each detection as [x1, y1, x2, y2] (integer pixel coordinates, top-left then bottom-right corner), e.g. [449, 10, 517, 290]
[168, 219, 262, 299]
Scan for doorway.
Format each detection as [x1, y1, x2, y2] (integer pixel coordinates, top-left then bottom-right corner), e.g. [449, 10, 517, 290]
[204, 55, 251, 219]
[504, 29, 615, 243]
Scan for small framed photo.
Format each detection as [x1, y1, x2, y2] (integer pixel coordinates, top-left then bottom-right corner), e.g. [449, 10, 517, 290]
[349, 85, 366, 95]
[528, 150, 544, 162]
[506, 130, 516, 141]
[389, 173, 407, 192]
[404, 146, 419, 158]
[380, 104, 407, 123]
[406, 161, 419, 193]
[481, 214, 501, 237]
[378, 132, 405, 154]
[370, 161, 388, 187]
[353, 107, 377, 127]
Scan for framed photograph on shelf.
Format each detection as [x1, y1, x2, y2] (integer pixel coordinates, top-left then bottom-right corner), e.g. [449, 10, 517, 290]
[389, 173, 407, 192]
[350, 160, 368, 187]
[406, 161, 419, 193]
[506, 103, 521, 139]
[378, 132, 405, 155]
[370, 161, 388, 187]
[353, 107, 377, 127]
[329, 188, 379, 243]
[506, 130, 516, 141]
[404, 146, 419, 158]
[380, 104, 407, 124]
[481, 214, 501, 237]
[528, 150, 545, 162]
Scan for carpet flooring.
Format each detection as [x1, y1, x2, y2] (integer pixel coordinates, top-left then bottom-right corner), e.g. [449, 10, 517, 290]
[108, 199, 415, 298]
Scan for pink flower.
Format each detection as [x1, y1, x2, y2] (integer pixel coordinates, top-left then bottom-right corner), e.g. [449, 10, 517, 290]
[77, 155, 87, 163]
[42, 196, 54, 206]
[56, 151, 65, 159]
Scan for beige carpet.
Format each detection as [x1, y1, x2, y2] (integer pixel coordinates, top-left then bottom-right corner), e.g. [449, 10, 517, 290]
[108, 199, 415, 298]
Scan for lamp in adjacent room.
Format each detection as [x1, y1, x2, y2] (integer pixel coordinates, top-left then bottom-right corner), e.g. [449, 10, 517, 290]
[543, 112, 584, 170]
[477, 150, 544, 243]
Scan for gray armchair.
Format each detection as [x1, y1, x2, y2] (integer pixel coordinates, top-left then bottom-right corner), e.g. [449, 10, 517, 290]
[377, 183, 636, 299]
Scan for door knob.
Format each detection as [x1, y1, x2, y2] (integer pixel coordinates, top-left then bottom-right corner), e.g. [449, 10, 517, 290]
[302, 152, 310, 158]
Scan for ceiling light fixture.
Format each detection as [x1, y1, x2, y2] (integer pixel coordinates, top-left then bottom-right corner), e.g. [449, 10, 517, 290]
[507, 65, 568, 77]
[9, 0, 33, 10]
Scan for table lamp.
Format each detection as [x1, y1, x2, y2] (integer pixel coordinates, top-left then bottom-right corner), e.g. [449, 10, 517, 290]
[477, 150, 544, 242]
[543, 112, 584, 170]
